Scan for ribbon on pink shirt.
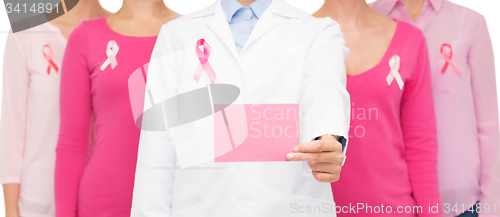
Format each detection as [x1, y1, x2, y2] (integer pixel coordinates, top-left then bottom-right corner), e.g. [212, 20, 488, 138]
[386, 55, 404, 90]
[440, 43, 461, 74]
[100, 40, 120, 71]
[194, 39, 216, 84]
[43, 45, 58, 75]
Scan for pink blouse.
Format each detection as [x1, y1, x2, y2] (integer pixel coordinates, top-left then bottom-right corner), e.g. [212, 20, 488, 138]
[55, 17, 157, 217]
[371, 1, 500, 216]
[0, 23, 66, 217]
[330, 20, 442, 217]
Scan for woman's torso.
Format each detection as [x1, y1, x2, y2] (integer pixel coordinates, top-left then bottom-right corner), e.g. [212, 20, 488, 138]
[4, 22, 66, 217]
[74, 17, 157, 217]
[371, 0, 491, 212]
[331, 20, 431, 217]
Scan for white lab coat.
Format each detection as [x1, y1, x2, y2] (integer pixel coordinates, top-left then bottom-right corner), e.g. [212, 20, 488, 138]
[131, 0, 350, 216]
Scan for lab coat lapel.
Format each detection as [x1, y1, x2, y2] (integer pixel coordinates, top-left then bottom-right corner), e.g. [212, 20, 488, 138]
[241, 0, 299, 54]
[241, 11, 276, 54]
[207, 1, 240, 61]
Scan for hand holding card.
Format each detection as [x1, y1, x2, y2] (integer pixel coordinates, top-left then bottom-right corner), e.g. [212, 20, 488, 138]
[286, 135, 344, 183]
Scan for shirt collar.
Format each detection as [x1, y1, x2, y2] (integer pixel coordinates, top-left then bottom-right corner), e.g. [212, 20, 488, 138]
[384, 0, 444, 14]
[427, 0, 444, 12]
[221, 0, 272, 22]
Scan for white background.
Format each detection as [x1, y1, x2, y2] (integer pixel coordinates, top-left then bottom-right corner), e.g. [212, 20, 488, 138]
[0, 0, 499, 215]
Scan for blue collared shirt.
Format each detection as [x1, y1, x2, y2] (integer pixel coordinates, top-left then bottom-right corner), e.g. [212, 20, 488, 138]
[221, 0, 272, 53]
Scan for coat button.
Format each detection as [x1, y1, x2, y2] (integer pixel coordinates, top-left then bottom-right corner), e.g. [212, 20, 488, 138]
[238, 200, 250, 210]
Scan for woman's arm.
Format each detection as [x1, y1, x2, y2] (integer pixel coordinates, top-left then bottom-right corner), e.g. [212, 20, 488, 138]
[401, 34, 442, 217]
[130, 24, 178, 217]
[299, 18, 350, 155]
[3, 184, 20, 217]
[55, 24, 93, 217]
[0, 32, 30, 217]
[468, 16, 500, 217]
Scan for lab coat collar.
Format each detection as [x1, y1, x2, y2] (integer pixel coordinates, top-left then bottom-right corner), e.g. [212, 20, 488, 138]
[190, 1, 219, 18]
[251, 0, 273, 19]
[193, 0, 299, 60]
[191, 0, 299, 19]
[221, 0, 273, 23]
[269, 0, 299, 19]
[241, 0, 299, 53]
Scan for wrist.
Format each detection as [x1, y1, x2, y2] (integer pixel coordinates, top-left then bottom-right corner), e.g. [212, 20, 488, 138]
[315, 134, 340, 141]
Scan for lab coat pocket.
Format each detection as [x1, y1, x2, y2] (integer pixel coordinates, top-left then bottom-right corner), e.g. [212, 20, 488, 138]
[291, 195, 337, 217]
[430, 40, 470, 98]
[171, 204, 205, 217]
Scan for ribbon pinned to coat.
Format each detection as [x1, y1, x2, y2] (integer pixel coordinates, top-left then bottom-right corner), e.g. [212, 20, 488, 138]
[194, 39, 216, 84]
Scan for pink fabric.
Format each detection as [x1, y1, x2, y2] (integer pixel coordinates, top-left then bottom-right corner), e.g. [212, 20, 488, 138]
[371, 1, 500, 217]
[331, 20, 442, 217]
[55, 17, 157, 217]
[0, 23, 66, 217]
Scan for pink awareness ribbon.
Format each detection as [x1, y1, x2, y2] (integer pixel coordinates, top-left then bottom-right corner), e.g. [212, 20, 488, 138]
[440, 43, 462, 74]
[43, 45, 58, 75]
[194, 39, 216, 84]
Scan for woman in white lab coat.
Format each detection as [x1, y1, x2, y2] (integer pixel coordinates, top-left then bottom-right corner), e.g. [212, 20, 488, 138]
[130, 0, 351, 216]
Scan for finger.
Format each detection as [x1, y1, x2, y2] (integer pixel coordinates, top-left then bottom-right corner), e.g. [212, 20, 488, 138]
[318, 134, 339, 141]
[312, 171, 340, 183]
[286, 152, 339, 162]
[294, 139, 343, 153]
[309, 162, 343, 180]
[308, 162, 338, 173]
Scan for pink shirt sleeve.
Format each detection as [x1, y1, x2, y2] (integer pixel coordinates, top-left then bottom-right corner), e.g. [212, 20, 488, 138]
[55, 24, 93, 217]
[0, 32, 29, 184]
[401, 35, 442, 217]
[469, 17, 500, 215]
